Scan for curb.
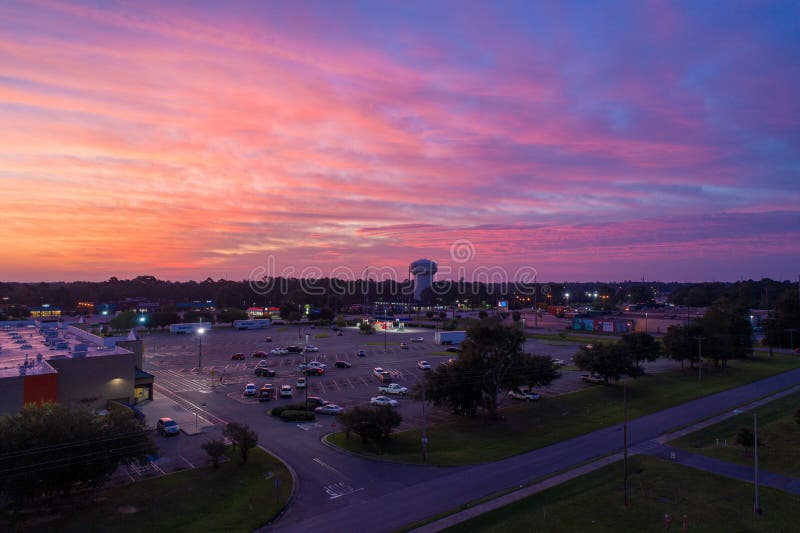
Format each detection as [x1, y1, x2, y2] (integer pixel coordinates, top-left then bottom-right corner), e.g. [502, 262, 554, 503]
[259, 444, 300, 530]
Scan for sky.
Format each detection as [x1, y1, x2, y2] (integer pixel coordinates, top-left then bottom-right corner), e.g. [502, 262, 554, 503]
[0, 0, 799, 283]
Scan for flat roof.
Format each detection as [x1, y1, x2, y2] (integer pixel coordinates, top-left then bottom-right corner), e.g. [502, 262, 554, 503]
[0, 325, 129, 378]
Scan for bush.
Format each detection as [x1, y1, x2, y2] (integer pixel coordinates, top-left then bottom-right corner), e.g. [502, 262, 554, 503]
[338, 405, 402, 443]
[279, 410, 315, 422]
[736, 427, 760, 447]
[795, 407, 800, 426]
[270, 403, 309, 417]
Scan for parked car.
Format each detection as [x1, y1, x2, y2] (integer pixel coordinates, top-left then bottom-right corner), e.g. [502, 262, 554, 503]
[252, 351, 268, 358]
[286, 345, 303, 354]
[508, 389, 541, 401]
[378, 383, 408, 395]
[304, 367, 325, 376]
[378, 372, 392, 383]
[581, 373, 604, 384]
[335, 360, 352, 368]
[305, 396, 329, 409]
[305, 345, 319, 353]
[373, 367, 385, 378]
[370, 396, 399, 407]
[265, 336, 273, 342]
[307, 361, 327, 369]
[258, 385, 274, 401]
[157, 417, 180, 437]
[411, 337, 424, 342]
[336, 331, 343, 336]
[439, 358, 456, 367]
[280, 385, 293, 398]
[315, 404, 344, 415]
[417, 360, 431, 370]
[270, 348, 289, 355]
[243, 383, 257, 396]
[296, 377, 307, 389]
[254, 367, 276, 377]
[552, 358, 566, 367]
[256, 359, 270, 368]
[444, 347, 459, 353]
[399, 342, 409, 349]
[357, 350, 367, 357]
[231, 353, 245, 360]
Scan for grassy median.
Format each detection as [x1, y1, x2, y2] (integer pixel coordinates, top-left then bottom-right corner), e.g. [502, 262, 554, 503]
[328, 354, 800, 466]
[671, 390, 800, 477]
[3, 447, 293, 532]
[442, 456, 800, 532]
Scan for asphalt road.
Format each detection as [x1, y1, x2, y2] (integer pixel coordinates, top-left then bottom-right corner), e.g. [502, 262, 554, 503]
[265, 367, 800, 533]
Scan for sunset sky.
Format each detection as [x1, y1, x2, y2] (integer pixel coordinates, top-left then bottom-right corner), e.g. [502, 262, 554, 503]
[1, 1, 798, 283]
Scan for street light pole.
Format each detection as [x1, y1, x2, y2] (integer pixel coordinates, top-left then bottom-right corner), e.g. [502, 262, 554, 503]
[786, 328, 798, 351]
[695, 336, 704, 384]
[197, 327, 205, 370]
[624, 382, 628, 507]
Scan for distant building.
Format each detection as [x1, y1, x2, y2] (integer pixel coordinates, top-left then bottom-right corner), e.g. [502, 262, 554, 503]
[176, 300, 217, 313]
[246, 306, 279, 319]
[29, 305, 61, 319]
[77, 301, 95, 314]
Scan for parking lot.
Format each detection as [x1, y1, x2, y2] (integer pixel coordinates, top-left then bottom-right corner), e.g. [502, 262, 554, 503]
[141, 325, 677, 432]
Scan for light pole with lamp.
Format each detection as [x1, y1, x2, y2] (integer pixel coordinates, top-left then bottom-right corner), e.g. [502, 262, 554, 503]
[197, 327, 206, 370]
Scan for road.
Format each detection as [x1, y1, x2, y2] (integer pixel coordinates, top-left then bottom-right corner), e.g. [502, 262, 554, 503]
[264, 367, 800, 532]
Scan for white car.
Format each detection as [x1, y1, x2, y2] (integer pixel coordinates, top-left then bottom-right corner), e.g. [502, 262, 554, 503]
[270, 348, 289, 355]
[508, 389, 541, 401]
[243, 383, 257, 396]
[370, 396, 399, 407]
[307, 361, 327, 369]
[373, 367, 385, 378]
[256, 359, 270, 368]
[417, 360, 431, 370]
[315, 404, 344, 415]
[296, 377, 307, 389]
[280, 385, 293, 398]
[378, 383, 409, 395]
[552, 358, 566, 367]
[305, 345, 319, 353]
[399, 342, 409, 349]
[411, 337, 424, 342]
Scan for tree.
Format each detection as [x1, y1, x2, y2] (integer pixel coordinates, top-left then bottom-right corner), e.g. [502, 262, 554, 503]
[147, 311, 180, 328]
[574, 343, 642, 383]
[618, 332, 660, 368]
[201, 438, 227, 469]
[795, 407, 800, 426]
[698, 297, 753, 367]
[279, 302, 298, 320]
[426, 311, 434, 319]
[223, 422, 258, 463]
[763, 290, 800, 349]
[512, 311, 521, 322]
[338, 406, 402, 443]
[335, 314, 346, 328]
[184, 310, 214, 323]
[478, 310, 488, 319]
[109, 311, 137, 331]
[439, 311, 447, 319]
[217, 308, 247, 324]
[359, 321, 375, 334]
[0, 404, 155, 504]
[421, 322, 558, 419]
[661, 324, 703, 369]
[736, 427, 760, 447]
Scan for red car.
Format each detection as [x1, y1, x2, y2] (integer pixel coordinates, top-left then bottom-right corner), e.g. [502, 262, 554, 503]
[252, 351, 268, 358]
[231, 353, 245, 360]
[304, 367, 325, 376]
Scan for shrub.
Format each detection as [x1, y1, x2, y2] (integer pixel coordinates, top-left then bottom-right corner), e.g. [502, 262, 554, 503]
[270, 403, 309, 417]
[736, 427, 759, 447]
[795, 407, 800, 426]
[279, 410, 315, 422]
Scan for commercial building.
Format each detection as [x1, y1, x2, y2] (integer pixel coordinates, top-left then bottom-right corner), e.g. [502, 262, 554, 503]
[28, 304, 61, 318]
[0, 322, 151, 415]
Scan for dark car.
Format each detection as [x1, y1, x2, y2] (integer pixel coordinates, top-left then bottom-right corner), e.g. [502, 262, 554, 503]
[286, 345, 303, 354]
[336, 331, 343, 336]
[304, 367, 325, 376]
[231, 353, 245, 360]
[265, 336, 273, 342]
[252, 351, 268, 358]
[156, 417, 180, 436]
[444, 347, 459, 353]
[305, 396, 329, 409]
[254, 367, 276, 377]
[357, 350, 367, 357]
[334, 360, 352, 368]
[258, 385, 274, 401]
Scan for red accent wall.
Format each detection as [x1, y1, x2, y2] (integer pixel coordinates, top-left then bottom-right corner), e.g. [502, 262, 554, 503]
[23, 373, 59, 405]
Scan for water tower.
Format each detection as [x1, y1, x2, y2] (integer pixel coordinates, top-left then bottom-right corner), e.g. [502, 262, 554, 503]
[410, 259, 438, 302]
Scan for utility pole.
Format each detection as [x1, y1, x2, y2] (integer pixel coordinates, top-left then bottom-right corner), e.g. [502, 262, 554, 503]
[623, 382, 628, 507]
[533, 274, 538, 328]
[421, 383, 428, 462]
[786, 329, 798, 351]
[754, 411, 761, 514]
[695, 336, 704, 384]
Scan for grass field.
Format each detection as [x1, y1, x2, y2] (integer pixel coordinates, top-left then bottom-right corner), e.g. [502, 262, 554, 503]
[1, 447, 293, 532]
[328, 354, 800, 466]
[671, 390, 800, 477]
[440, 456, 799, 532]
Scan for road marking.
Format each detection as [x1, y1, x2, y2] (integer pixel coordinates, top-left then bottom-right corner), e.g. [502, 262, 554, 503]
[313, 457, 349, 478]
[296, 424, 311, 431]
[327, 484, 364, 500]
[180, 455, 195, 469]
